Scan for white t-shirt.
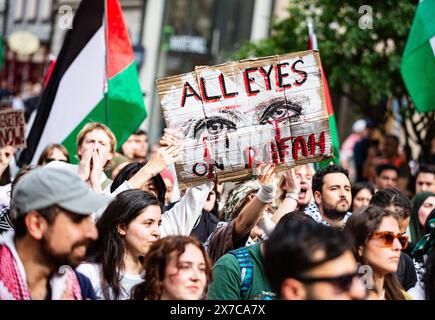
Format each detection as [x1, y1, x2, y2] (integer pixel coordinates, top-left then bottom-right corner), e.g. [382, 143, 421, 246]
[77, 262, 143, 300]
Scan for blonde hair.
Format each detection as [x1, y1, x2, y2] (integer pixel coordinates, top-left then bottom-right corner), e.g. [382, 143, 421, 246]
[276, 164, 315, 205]
[76, 122, 117, 155]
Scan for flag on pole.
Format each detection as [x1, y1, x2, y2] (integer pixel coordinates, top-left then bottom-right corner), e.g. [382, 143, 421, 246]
[18, 0, 147, 166]
[401, 0, 435, 113]
[307, 20, 340, 165]
[43, 55, 56, 87]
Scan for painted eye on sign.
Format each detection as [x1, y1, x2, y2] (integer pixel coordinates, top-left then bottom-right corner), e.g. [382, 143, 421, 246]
[157, 50, 333, 188]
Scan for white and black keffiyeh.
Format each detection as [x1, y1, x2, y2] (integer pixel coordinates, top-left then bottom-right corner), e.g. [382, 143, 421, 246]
[0, 207, 13, 234]
[304, 203, 352, 229]
[413, 256, 426, 283]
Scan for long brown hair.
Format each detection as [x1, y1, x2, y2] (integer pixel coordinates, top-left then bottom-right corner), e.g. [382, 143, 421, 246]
[343, 205, 407, 300]
[132, 236, 212, 300]
[86, 190, 161, 300]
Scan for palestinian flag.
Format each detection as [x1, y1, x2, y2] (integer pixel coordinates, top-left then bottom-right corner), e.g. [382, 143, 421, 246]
[401, 0, 435, 113]
[307, 21, 340, 165]
[18, 0, 146, 166]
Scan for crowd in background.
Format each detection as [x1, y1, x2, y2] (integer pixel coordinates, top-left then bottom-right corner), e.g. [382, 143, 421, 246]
[0, 101, 434, 300]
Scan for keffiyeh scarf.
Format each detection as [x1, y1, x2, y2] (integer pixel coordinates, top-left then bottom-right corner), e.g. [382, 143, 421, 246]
[0, 232, 82, 300]
[304, 203, 352, 229]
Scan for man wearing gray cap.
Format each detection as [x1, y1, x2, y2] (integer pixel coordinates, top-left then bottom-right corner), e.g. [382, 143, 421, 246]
[0, 167, 111, 300]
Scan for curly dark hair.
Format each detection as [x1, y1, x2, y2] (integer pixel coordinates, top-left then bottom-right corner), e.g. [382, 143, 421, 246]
[131, 236, 212, 300]
[369, 188, 411, 219]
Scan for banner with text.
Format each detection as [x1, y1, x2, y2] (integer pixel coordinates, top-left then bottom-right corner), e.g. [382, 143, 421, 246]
[0, 109, 26, 149]
[157, 50, 333, 188]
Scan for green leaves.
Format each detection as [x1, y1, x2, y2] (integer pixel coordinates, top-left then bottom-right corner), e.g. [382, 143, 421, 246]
[236, 0, 417, 115]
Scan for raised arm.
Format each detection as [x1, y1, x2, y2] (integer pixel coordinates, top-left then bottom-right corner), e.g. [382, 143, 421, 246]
[160, 182, 213, 237]
[233, 163, 276, 242]
[127, 128, 182, 189]
[272, 168, 300, 224]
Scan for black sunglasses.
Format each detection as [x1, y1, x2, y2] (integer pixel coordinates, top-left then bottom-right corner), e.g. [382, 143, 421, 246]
[294, 271, 359, 293]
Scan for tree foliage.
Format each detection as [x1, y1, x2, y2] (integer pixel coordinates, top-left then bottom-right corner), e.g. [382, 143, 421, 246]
[235, 0, 434, 163]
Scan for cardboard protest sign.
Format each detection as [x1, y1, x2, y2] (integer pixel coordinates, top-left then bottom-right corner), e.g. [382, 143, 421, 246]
[157, 50, 333, 188]
[0, 109, 26, 149]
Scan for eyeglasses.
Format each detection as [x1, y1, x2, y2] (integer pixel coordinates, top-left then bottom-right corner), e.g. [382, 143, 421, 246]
[294, 271, 359, 293]
[370, 231, 409, 249]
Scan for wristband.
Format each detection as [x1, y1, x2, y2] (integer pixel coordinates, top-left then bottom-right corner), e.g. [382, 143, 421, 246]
[256, 183, 276, 203]
[285, 192, 299, 201]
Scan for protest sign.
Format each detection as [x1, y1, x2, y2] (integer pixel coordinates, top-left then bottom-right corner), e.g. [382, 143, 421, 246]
[157, 50, 333, 188]
[0, 109, 26, 149]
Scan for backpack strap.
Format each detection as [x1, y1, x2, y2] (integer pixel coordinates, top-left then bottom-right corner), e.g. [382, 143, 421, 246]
[230, 247, 253, 300]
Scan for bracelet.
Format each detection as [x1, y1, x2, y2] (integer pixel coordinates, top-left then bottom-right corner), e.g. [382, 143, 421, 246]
[285, 192, 298, 201]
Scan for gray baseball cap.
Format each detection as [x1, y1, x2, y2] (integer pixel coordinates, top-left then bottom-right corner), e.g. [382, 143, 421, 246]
[10, 166, 111, 217]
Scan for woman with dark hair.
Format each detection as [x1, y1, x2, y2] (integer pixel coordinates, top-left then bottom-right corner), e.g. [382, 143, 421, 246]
[344, 205, 411, 300]
[111, 161, 212, 237]
[132, 236, 212, 300]
[77, 189, 162, 300]
[409, 192, 435, 244]
[351, 182, 375, 212]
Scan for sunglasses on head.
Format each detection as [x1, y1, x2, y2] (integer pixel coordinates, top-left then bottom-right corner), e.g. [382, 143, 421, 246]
[294, 270, 360, 293]
[370, 231, 409, 249]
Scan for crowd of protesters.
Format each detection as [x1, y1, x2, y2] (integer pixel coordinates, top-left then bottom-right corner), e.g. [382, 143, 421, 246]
[0, 115, 434, 300]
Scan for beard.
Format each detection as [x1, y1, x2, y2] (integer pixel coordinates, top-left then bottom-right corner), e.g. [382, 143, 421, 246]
[39, 238, 91, 270]
[322, 200, 350, 221]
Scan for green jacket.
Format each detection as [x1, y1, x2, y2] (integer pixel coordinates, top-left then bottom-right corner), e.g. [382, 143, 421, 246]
[207, 243, 276, 300]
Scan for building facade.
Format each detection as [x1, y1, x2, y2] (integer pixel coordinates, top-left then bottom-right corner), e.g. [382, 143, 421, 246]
[0, 0, 275, 144]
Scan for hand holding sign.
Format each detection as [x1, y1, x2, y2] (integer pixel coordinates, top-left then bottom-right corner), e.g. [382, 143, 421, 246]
[160, 128, 183, 148]
[127, 133, 182, 190]
[146, 144, 182, 178]
[256, 163, 277, 186]
[157, 50, 333, 188]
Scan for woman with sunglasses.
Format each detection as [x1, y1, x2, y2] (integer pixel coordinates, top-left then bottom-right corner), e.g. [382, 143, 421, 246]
[344, 205, 411, 300]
